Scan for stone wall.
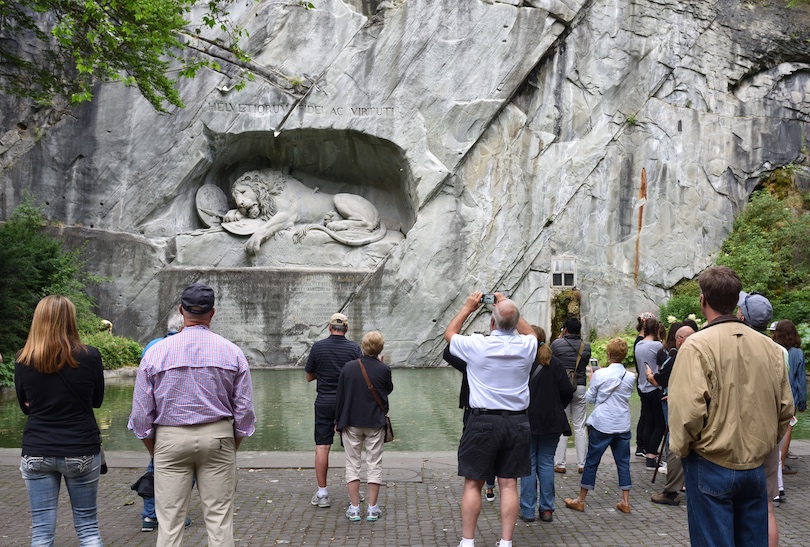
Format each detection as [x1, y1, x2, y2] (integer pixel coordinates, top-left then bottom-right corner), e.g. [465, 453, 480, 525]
[2, 0, 810, 366]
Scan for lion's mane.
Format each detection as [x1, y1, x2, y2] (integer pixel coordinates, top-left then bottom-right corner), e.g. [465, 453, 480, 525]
[233, 172, 283, 220]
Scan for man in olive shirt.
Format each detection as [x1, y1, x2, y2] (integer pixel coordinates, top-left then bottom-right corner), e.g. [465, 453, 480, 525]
[669, 267, 793, 546]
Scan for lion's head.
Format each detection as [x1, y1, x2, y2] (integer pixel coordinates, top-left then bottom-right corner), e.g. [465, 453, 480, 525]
[231, 172, 283, 221]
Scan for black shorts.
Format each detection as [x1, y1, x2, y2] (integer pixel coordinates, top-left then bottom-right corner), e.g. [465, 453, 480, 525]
[314, 403, 336, 446]
[458, 412, 531, 480]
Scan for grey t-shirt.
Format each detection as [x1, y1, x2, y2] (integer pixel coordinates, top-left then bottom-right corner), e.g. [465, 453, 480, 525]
[635, 339, 664, 393]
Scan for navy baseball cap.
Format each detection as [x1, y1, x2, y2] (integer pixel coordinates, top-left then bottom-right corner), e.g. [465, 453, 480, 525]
[181, 283, 215, 314]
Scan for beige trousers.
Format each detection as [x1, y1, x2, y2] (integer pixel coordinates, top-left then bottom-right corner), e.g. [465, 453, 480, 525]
[342, 426, 385, 484]
[154, 420, 237, 547]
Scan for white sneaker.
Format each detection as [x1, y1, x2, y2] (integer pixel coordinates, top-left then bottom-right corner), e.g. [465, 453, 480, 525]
[658, 463, 667, 474]
[310, 492, 331, 508]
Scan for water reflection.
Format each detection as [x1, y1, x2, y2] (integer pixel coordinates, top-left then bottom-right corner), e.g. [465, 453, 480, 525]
[0, 369, 465, 452]
[2, 369, 801, 451]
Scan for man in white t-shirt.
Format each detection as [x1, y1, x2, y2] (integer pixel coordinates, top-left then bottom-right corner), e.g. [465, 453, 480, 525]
[445, 292, 537, 547]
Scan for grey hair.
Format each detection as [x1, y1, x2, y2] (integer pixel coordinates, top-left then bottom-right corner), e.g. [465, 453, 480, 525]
[492, 299, 520, 332]
[166, 312, 184, 333]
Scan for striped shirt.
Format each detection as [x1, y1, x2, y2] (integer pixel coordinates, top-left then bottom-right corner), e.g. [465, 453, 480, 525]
[128, 325, 256, 439]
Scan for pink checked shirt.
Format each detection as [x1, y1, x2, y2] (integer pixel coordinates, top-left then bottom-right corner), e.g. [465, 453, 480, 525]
[128, 325, 256, 439]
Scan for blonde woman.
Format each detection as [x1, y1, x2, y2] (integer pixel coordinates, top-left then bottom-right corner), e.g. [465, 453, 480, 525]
[335, 331, 394, 522]
[565, 337, 636, 514]
[15, 295, 105, 546]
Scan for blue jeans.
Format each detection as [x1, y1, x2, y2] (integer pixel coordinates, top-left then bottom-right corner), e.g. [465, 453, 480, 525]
[20, 453, 103, 547]
[141, 459, 156, 519]
[682, 452, 767, 546]
[519, 433, 558, 518]
[580, 428, 631, 491]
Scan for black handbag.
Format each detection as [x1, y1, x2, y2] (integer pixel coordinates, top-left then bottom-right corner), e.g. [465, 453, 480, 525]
[131, 470, 154, 498]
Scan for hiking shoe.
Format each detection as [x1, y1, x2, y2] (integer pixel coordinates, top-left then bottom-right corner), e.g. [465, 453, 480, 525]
[651, 492, 680, 506]
[366, 506, 382, 521]
[539, 510, 553, 522]
[141, 517, 157, 532]
[346, 507, 362, 521]
[645, 457, 658, 470]
[485, 488, 496, 502]
[311, 492, 331, 508]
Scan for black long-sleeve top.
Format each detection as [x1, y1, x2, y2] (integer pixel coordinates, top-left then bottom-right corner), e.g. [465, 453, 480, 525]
[15, 346, 104, 457]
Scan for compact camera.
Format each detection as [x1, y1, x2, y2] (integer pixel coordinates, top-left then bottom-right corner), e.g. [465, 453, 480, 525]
[480, 294, 496, 305]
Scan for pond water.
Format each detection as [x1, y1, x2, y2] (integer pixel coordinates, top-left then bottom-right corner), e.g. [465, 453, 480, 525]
[1, 369, 805, 451]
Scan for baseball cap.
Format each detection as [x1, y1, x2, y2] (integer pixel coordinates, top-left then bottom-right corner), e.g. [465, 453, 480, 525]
[181, 283, 215, 314]
[768, 321, 778, 331]
[329, 313, 349, 326]
[737, 291, 773, 329]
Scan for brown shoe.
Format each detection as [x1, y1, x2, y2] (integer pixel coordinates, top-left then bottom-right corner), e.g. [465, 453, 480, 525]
[650, 492, 680, 506]
[616, 501, 631, 513]
[578, 467, 584, 474]
[554, 466, 566, 474]
[564, 498, 584, 512]
[539, 510, 553, 522]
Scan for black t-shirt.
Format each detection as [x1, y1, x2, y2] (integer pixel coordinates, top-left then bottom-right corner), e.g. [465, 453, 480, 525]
[305, 334, 362, 406]
[15, 346, 104, 457]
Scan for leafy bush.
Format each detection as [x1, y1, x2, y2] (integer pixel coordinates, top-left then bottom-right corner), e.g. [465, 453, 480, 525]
[589, 328, 638, 369]
[659, 279, 704, 327]
[716, 190, 810, 297]
[0, 356, 14, 388]
[0, 199, 104, 366]
[81, 333, 143, 370]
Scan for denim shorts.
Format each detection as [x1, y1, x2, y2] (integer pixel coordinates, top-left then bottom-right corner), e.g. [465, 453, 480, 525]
[458, 412, 531, 480]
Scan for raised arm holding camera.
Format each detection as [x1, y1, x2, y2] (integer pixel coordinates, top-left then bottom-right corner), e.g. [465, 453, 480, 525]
[445, 291, 537, 547]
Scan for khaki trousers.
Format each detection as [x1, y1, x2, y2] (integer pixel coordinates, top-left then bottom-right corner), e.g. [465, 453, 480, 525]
[342, 426, 385, 484]
[154, 420, 237, 547]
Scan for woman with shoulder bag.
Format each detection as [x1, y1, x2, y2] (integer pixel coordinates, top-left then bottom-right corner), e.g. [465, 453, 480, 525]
[519, 326, 575, 523]
[335, 331, 394, 523]
[15, 295, 105, 546]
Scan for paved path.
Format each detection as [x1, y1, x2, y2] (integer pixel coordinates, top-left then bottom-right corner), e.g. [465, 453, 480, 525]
[0, 442, 808, 546]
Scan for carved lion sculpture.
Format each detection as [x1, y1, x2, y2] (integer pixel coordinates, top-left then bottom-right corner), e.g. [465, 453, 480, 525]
[222, 170, 387, 255]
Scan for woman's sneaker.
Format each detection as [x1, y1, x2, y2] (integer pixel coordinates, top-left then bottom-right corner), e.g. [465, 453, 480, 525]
[366, 506, 382, 521]
[346, 507, 362, 521]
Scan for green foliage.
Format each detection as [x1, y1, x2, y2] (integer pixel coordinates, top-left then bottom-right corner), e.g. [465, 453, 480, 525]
[298, 1, 316, 9]
[1, 0, 252, 112]
[0, 356, 14, 388]
[659, 279, 705, 326]
[716, 189, 810, 296]
[0, 199, 104, 360]
[626, 114, 637, 126]
[81, 333, 143, 370]
[550, 289, 581, 336]
[589, 327, 637, 369]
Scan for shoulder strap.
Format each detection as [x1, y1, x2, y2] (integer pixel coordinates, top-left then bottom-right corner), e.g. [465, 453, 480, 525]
[357, 358, 386, 414]
[574, 341, 585, 369]
[599, 370, 627, 402]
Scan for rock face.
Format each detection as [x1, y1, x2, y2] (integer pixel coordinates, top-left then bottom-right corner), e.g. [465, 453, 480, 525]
[2, 0, 810, 366]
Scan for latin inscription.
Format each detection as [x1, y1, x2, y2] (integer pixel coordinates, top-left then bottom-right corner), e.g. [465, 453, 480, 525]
[206, 101, 395, 117]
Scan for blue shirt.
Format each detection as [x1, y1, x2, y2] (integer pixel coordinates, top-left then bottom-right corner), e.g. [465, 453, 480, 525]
[128, 325, 256, 439]
[586, 362, 636, 434]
